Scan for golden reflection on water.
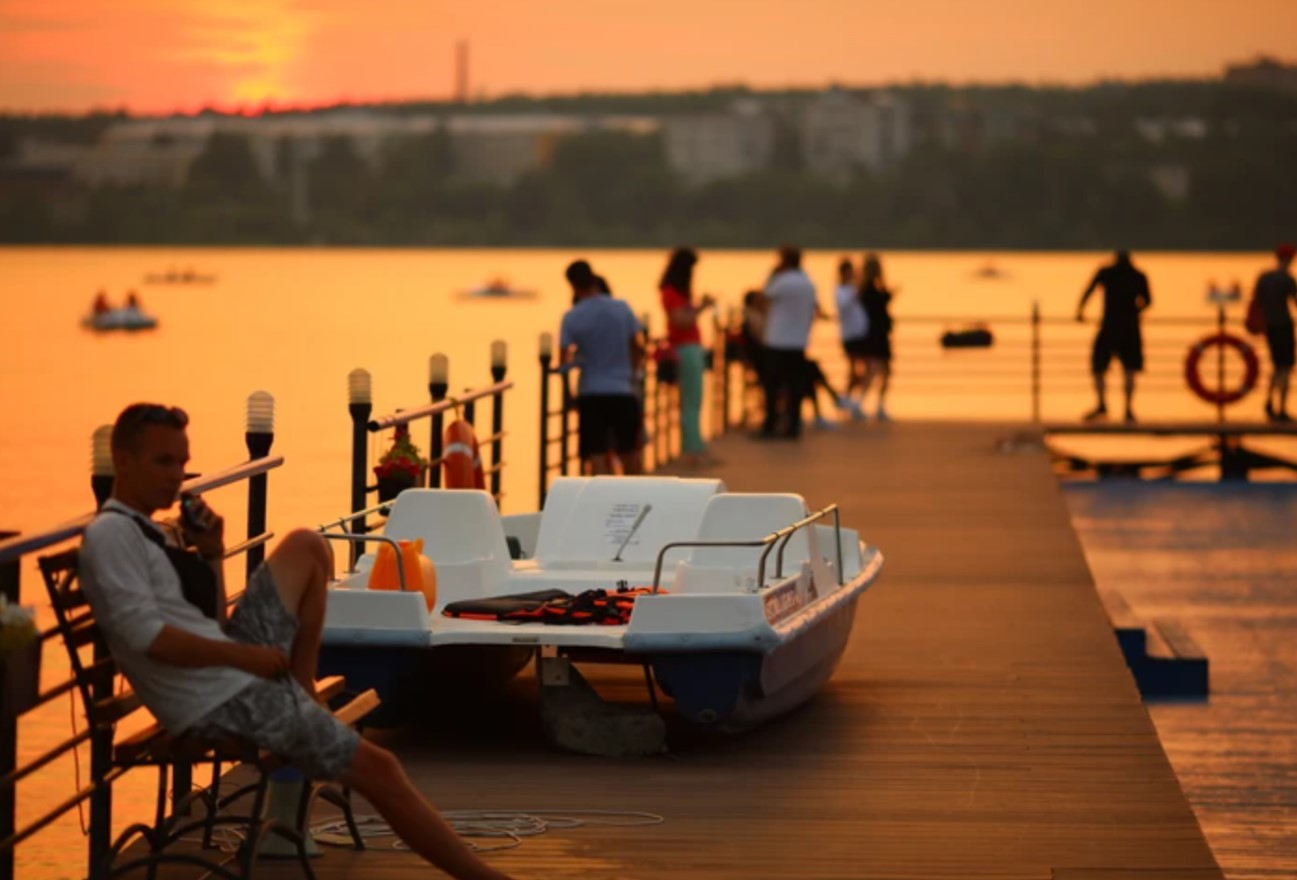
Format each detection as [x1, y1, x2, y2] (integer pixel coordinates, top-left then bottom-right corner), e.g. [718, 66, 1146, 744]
[0, 245, 1288, 876]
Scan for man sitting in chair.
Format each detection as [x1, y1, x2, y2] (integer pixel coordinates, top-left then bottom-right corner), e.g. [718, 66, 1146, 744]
[80, 403, 519, 880]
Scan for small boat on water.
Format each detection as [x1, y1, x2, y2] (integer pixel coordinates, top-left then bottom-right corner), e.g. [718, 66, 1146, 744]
[143, 270, 217, 285]
[82, 306, 158, 332]
[972, 263, 1008, 280]
[459, 278, 537, 299]
[317, 476, 884, 741]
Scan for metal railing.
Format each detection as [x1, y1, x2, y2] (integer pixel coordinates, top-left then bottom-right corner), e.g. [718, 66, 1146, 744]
[537, 313, 746, 508]
[346, 346, 512, 563]
[726, 303, 1266, 427]
[0, 401, 284, 880]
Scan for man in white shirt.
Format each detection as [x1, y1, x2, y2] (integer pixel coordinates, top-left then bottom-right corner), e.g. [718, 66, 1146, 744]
[80, 403, 517, 880]
[760, 246, 818, 438]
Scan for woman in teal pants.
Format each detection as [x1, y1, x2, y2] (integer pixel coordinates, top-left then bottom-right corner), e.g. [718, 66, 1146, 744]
[659, 247, 718, 467]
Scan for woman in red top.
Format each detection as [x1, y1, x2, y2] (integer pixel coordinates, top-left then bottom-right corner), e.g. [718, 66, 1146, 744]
[659, 247, 717, 466]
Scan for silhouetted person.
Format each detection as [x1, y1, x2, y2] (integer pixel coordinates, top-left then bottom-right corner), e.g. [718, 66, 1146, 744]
[93, 290, 110, 315]
[560, 260, 645, 475]
[126, 290, 141, 310]
[759, 246, 817, 439]
[858, 253, 896, 421]
[659, 247, 717, 467]
[1255, 243, 1297, 421]
[1076, 250, 1151, 424]
[834, 257, 868, 419]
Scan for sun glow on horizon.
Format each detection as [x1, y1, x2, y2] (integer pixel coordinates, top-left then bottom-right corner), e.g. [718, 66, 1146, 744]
[0, 0, 1294, 115]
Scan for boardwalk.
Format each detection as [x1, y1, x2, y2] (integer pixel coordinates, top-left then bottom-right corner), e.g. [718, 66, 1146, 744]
[158, 422, 1221, 879]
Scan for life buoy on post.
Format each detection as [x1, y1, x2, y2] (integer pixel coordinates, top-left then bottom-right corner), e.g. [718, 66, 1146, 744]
[443, 419, 485, 489]
[1184, 332, 1260, 405]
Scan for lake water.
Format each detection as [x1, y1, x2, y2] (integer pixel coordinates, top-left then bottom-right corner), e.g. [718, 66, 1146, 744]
[2, 246, 1293, 877]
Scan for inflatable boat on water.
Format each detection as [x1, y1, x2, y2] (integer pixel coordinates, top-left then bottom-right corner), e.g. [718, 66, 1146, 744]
[317, 476, 884, 739]
[82, 306, 158, 331]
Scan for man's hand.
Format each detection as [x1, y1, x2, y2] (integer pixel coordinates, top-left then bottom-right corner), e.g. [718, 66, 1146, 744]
[181, 495, 225, 560]
[699, 293, 716, 310]
[235, 644, 291, 679]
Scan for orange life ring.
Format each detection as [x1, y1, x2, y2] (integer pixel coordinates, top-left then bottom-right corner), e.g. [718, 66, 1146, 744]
[1184, 332, 1259, 405]
[442, 419, 485, 489]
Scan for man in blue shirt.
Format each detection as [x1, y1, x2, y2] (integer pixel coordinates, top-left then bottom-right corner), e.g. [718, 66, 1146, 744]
[559, 260, 646, 474]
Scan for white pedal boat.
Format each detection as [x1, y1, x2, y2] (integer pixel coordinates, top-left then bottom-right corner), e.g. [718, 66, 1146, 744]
[318, 476, 884, 731]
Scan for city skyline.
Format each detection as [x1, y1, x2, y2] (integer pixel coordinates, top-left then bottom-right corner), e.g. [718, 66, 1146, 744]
[0, 0, 1293, 115]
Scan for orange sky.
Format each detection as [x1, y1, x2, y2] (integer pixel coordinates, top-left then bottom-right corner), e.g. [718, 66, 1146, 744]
[0, 0, 1292, 114]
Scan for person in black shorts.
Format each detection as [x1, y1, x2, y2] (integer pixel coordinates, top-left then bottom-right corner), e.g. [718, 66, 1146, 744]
[1076, 250, 1152, 423]
[1254, 243, 1297, 421]
[559, 259, 645, 474]
[858, 252, 896, 420]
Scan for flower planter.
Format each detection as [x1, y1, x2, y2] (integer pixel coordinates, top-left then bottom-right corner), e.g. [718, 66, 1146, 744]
[376, 473, 419, 503]
[2, 639, 41, 721]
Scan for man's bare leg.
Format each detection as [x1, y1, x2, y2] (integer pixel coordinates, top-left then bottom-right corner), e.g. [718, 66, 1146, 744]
[265, 529, 330, 692]
[339, 740, 518, 880]
[1123, 368, 1137, 423]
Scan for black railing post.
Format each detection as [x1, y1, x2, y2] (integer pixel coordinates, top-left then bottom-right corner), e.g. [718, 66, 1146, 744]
[244, 392, 274, 579]
[539, 333, 553, 508]
[347, 369, 373, 567]
[1031, 301, 1042, 423]
[87, 640, 113, 879]
[0, 531, 16, 880]
[1216, 304, 1226, 425]
[428, 355, 448, 489]
[490, 341, 507, 503]
[559, 372, 572, 476]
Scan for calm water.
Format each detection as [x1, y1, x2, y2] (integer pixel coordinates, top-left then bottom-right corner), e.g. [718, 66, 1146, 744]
[2, 246, 1292, 877]
[1067, 484, 1297, 880]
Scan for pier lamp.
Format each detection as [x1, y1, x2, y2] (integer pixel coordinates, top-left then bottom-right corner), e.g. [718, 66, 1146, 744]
[91, 424, 113, 508]
[347, 369, 373, 561]
[491, 340, 507, 382]
[428, 354, 449, 401]
[428, 354, 450, 490]
[244, 391, 275, 572]
[348, 368, 372, 406]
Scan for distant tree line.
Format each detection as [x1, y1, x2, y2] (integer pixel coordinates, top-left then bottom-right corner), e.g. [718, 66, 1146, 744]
[1, 81, 1295, 249]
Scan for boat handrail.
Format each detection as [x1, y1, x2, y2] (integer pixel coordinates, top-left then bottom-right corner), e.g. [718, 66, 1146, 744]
[316, 500, 395, 533]
[368, 381, 513, 431]
[318, 530, 408, 591]
[0, 455, 285, 564]
[649, 503, 843, 594]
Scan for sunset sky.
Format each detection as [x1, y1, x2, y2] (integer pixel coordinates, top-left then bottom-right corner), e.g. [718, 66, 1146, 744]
[0, 0, 1292, 115]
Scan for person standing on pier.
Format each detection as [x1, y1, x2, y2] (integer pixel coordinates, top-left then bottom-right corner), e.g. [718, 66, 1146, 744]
[759, 245, 818, 439]
[80, 404, 521, 880]
[858, 252, 896, 421]
[1254, 243, 1297, 421]
[1076, 250, 1152, 424]
[560, 259, 646, 474]
[659, 247, 718, 466]
[834, 256, 869, 419]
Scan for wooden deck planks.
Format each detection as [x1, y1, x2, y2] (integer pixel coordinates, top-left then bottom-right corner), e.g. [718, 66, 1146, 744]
[154, 421, 1222, 880]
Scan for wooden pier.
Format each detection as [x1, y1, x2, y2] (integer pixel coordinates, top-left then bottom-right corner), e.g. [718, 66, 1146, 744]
[149, 422, 1222, 879]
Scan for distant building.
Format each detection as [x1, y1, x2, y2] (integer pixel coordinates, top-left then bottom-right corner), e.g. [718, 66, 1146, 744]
[663, 106, 775, 183]
[1134, 117, 1208, 144]
[800, 89, 912, 180]
[8, 110, 659, 190]
[1224, 57, 1297, 95]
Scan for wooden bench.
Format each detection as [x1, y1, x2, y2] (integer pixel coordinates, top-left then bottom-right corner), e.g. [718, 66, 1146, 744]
[37, 546, 381, 880]
[1099, 589, 1209, 698]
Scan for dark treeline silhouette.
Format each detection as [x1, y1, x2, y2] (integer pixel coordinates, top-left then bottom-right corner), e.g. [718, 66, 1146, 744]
[2, 80, 1295, 248]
